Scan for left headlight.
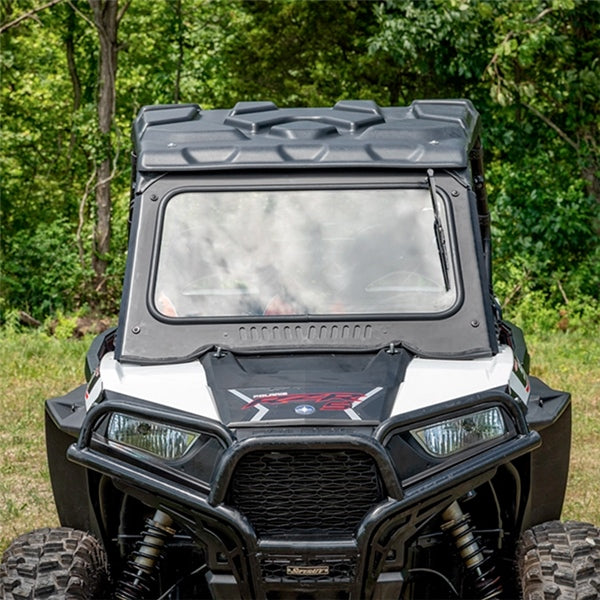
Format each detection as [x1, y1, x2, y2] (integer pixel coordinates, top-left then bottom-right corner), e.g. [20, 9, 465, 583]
[107, 413, 199, 460]
[411, 407, 507, 457]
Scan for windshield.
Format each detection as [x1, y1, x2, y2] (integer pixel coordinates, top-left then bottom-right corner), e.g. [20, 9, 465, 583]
[154, 189, 457, 318]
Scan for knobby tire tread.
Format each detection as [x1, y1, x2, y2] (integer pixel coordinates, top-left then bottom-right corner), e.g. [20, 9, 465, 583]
[518, 520, 600, 600]
[0, 527, 110, 599]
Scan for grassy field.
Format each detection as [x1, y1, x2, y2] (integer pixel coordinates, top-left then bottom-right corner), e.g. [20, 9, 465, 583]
[0, 329, 598, 554]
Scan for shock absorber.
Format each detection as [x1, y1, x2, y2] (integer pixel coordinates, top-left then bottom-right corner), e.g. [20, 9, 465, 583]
[115, 509, 175, 600]
[441, 501, 503, 600]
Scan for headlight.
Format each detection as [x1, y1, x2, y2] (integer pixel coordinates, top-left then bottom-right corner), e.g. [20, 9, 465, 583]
[411, 407, 506, 457]
[107, 413, 199, 460]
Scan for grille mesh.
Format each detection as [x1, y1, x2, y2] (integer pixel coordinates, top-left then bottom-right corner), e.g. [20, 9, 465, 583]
[226, 449, 384, 537]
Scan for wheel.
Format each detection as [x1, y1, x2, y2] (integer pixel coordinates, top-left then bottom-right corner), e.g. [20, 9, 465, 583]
[0, 527, 110, 599]
[518, 520, 600, 599]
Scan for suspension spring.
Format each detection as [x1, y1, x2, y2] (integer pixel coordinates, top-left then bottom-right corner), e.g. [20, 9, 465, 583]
[115, 509, 175, 600]
[441, 501, 503, 600]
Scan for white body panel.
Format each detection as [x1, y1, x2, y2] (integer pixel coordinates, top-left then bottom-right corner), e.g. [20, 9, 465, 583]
[391, 345, 525, 415]
[95, 352, 219, 420]
[94, 346, 528, 422]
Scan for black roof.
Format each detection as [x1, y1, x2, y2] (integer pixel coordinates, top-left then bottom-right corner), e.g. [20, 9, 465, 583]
[133, 99, 480, 173]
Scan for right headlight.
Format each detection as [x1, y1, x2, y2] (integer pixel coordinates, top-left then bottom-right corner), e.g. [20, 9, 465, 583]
[411, 407, 507, 457]
[107, 413, 199, 460]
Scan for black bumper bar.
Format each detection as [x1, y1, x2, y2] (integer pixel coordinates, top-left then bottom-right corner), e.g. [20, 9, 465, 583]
[66, 393, 541, 599]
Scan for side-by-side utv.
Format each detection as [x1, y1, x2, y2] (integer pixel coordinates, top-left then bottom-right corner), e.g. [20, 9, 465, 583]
[2, 99, 598, 599]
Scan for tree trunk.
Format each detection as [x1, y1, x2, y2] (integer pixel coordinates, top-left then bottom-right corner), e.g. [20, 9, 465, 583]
[89, 0, 118, 291]
[65, 6, 82, 112]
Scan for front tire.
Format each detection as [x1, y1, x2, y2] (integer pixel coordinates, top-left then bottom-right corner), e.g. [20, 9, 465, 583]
[518, 520, 600, 599]
[0, 527, 110, 599]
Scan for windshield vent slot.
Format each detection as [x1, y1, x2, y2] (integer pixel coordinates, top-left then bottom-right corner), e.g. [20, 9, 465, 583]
[237, 324, 373, 344]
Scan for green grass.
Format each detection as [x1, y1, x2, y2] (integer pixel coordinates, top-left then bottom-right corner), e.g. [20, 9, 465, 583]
[0, 330, 91, 552]
[527, 332, 600, 524]
[0, 329, 598, 554]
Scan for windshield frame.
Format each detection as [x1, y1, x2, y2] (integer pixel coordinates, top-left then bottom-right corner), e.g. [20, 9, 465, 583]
[116, 171, 497, 364]
[149, 183, 461, 323]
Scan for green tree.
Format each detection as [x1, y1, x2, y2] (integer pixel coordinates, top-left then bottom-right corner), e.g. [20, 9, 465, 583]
[1, 0, 598, 327]
[481, 0, 600, 310]
[484, 0, 599, 201]
[176, 0, 386, 107]
[368, 0, 496, 104]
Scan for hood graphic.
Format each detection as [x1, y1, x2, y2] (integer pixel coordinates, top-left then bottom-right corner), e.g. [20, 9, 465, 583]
[230, 387, 384, 422]
[201, 348, 412, 425]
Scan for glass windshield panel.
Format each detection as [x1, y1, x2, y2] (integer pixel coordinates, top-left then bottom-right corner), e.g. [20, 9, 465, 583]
[154, 189, 456, 318]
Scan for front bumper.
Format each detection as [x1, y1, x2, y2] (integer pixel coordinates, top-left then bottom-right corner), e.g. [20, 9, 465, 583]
[67, 391, 540, 599]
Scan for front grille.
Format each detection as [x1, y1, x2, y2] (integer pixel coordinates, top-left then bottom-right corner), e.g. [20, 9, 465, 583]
[226, 449, 385, 537]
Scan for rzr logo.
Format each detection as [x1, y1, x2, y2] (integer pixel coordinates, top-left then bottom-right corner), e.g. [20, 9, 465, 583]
[242, 392, 365, 411]
[228, 387, 383, 422]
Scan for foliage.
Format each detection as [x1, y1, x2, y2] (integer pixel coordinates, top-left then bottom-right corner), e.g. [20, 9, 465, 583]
[1, 219, 91, 319]
[368, 0, 495, 104]
[0, 0, 598, 329]
[494, 257, 600, 336]
[483, 0, 599, 197]
[190, 0, 382, 107]
[488, 147, 600, 311]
